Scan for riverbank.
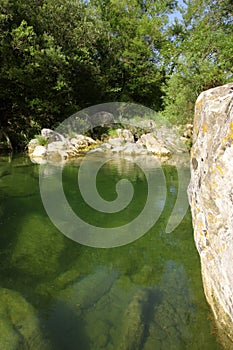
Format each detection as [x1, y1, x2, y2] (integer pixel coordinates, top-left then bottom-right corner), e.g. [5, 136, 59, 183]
[27, 122, 193, 165]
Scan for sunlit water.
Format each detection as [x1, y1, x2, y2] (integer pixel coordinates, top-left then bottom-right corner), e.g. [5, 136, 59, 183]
[0, 154, 222, 349]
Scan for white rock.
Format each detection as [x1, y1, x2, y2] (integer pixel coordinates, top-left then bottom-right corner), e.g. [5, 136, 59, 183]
[41, 128, 65, 143]
[28, 139, 39, 155]
[100, 143, 112, 150]
[116, 129, 134, 143]
[108, 138, 124, 147]
[47, 141, 68, 152]
[140, 133, 171, 156]
[32, 145, 46, 158]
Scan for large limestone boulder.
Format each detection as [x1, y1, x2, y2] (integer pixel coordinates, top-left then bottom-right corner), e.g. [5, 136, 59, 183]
[188, 83, 233, 347]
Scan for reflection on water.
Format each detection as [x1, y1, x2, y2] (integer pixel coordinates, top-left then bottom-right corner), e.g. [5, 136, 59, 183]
[0, 154, 222, 349]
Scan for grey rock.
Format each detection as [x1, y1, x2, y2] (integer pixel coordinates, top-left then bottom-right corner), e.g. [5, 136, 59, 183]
[28, 138, 39, 155]
[47, 141, 68, 152]
[100, 142, 112, 150]
[112, 146, 126, 153]
[70, 135, 97, 147]
[31, 145, 46, 158]
[41, 128, 66, 143]
[140, 133, 171, 156]
[123, 143, 148, 155]
[108, 137, 125, 147]
[116, 129, 134, 143]
[87, 147, 103, 154]
[188, 83, 233, 346]
[89, 111, 114, 128]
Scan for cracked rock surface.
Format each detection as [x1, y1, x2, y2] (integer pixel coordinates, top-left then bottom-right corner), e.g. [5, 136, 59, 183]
[188, 83, 233, 348]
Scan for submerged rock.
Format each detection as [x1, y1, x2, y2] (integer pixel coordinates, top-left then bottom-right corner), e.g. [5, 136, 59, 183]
[117, 289, 148, 350]
[47, 268, 118, 318]
[11, 214, 65, 277]
[188, 83, 233, 347]
[143, 261, 205, 350]
[81, 276, 136, 350]
[44, 268, 118, 349]
[59, 268, 118, 311]
[0, 288, 49, 349]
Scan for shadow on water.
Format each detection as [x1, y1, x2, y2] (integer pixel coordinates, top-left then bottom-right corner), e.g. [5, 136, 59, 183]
[44, 302, 91, 350]
[141, 287, 163, 343]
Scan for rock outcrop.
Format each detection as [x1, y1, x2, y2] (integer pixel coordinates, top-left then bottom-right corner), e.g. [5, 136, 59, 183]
[188, 83, 233, 348]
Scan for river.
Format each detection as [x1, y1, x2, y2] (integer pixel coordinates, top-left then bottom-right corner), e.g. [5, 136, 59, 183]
[0, 153, 222, 349]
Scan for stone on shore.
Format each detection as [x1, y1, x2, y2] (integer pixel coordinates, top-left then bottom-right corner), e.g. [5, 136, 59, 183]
[116, 129, 135, 143]
[140, 133, 171, 156]
[27, 122, 190, 164]
[41, 128, 66, 143]
[31, 145, 47, 158]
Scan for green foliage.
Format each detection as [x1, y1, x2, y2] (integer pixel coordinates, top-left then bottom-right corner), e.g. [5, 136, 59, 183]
[34, 135, 48, 146]
[108, 128, 118, 138]
[91, 0, 173, 108]
[162, 0, 233, 124]
[0, 0, 105, 148]
[0, 0, 178, 148]
[1, 0, 232, 146]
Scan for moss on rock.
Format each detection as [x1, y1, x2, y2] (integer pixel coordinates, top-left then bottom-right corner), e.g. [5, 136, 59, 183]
[0, 288, 49, 349]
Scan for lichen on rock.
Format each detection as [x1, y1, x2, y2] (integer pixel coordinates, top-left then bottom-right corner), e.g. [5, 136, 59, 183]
[188, 83, 233, 348]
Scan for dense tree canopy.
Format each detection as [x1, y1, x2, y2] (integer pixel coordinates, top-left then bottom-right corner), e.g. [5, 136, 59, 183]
[162, 0, 233, 123]
[0, 0, 232, 148]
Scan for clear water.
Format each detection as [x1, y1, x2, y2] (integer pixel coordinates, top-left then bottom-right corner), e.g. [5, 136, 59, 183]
[0, 154, 222, 350]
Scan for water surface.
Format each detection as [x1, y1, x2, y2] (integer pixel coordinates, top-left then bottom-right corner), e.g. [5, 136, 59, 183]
[0, 154, 222, 349]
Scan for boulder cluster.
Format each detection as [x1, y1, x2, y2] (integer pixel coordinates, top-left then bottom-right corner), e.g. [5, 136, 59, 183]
[28, 124, 192, 164]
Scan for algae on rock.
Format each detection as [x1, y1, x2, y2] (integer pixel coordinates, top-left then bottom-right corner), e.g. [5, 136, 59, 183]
[117, 289, 148, 350]
[0, 288, 49, 350]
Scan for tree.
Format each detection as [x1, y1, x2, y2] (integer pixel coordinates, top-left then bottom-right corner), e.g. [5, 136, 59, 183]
[162, 0, 233, 124]
[1, 0, 181, 148]
[91, 0, 178, 109]
[0, 0, 105, 147]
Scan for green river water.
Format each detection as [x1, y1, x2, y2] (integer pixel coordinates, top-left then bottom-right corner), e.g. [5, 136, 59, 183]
[0, 154, 222, 349]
